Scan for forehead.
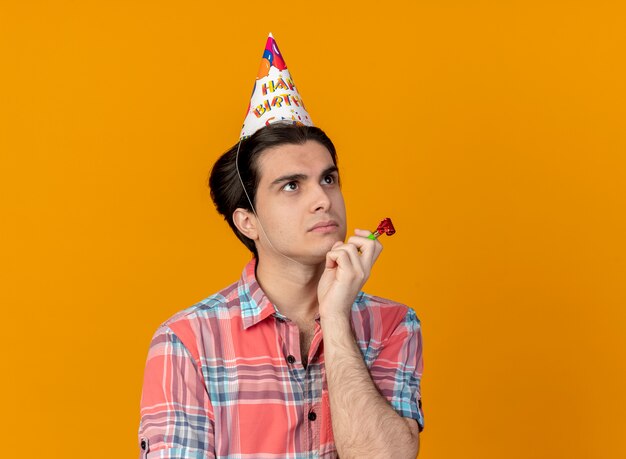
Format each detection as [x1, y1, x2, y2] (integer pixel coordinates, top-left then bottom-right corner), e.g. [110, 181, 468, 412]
[256, 141, 336, 181]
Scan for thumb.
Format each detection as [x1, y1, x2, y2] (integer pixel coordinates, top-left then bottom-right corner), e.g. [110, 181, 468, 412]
[354, 228, 372, 238]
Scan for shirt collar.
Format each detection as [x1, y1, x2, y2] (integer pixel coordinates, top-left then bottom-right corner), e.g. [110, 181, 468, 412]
[238, 258, 286, 329]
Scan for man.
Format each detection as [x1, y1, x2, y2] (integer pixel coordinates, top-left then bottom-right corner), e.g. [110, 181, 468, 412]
[138, 35, 423, 459]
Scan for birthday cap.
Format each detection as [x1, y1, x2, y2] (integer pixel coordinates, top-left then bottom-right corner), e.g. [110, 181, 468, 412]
[240, 33, 313, 139]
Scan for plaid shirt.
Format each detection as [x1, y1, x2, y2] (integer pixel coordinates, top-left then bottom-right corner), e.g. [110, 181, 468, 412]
[139, 259, 424, 458]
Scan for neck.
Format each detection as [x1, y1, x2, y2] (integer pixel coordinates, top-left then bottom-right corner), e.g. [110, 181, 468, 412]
[255, 255, 325, 322]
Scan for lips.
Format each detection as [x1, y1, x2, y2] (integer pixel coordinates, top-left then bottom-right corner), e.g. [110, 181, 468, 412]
[309, 221, 339, 232]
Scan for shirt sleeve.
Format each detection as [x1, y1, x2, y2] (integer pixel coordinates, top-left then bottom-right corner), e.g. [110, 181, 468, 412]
[370, 308, 424, 431]
[138, 325, 215, 458]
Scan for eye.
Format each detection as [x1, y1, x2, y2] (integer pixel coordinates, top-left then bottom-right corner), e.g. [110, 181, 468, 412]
[282, 181, 298, 192]
[322, 174, 336, 185]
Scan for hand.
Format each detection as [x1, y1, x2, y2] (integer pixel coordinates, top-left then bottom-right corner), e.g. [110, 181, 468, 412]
[317, 229, 383, 320]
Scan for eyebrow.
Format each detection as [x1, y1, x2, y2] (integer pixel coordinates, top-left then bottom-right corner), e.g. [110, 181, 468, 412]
[270, 166, 339, 187]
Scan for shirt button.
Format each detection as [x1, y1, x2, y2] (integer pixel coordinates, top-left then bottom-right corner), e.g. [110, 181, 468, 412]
[287, 355, 296, 364]
[308, 411, 317, 421]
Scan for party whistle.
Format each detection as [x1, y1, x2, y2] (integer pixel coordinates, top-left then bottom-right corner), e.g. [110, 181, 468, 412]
[367, 218, 396, 240]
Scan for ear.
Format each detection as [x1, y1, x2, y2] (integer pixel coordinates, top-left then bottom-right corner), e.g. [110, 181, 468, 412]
[232, 208, 259, 241]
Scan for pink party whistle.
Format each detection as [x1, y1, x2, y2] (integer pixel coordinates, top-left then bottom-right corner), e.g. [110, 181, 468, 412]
[367, 218, 396, 240]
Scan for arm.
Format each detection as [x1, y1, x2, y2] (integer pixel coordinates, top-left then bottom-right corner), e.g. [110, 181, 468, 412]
[322, 315, 420, 458]
[318, 230, 421, 458]
[138, 326, 215, 459]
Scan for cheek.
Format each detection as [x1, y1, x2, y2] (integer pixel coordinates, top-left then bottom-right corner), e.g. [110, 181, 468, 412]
[332, 191, 346, 211]
[263, 207, 300, 236]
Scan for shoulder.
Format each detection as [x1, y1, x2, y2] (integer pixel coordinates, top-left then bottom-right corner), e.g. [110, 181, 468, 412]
[352, 292, 422, 344]
[160, 280, 241, 328]
[148, 280, 242, 356]
[355, 292, 421, 325]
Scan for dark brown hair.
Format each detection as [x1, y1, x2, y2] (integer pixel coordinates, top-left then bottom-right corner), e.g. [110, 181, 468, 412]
[209, 123, 337, 257]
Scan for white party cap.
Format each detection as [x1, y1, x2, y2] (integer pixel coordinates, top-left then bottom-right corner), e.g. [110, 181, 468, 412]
[240, 33, 313, 139]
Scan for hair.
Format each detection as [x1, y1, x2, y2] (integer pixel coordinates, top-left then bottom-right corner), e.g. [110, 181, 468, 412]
[209, 123, 338, 257]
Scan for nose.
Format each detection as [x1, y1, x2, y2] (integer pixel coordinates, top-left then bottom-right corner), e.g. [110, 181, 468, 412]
[310, 183, 331, 213]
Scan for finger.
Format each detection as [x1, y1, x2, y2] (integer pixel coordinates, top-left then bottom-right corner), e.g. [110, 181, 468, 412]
[352, 229, 382, 249]
[325, 240, 347, 269]
[347, 234, 383, 267]
[335, 242, 363, 269]
[347, 234, 378, 251]
[330, 243, 366, 281]
[325, 253, 338, 269]
[331, 240, 343, 250]
[325, 246, 354, 274]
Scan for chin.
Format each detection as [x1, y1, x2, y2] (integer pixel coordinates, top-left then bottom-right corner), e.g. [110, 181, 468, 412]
[312, 239, 342, 260]
[320, 235, 343, 249]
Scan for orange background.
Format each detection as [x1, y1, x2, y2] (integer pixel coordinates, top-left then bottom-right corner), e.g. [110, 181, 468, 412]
[1, 1, 625, 458]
